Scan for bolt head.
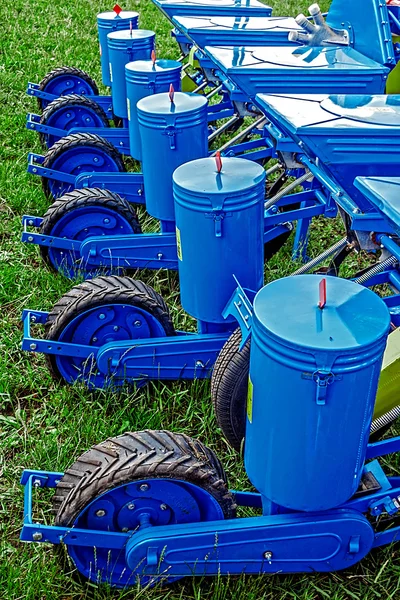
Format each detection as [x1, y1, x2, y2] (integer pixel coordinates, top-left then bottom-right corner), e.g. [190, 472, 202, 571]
[33, 479, 41, 487]
[66, 113, 71, 118]
[113, 326, 119, 332]
[30, 315, 36, 323]
[134, 320, 142, 328]
[139, 484, 149, 492]
[103, 218, 110, 224]
[28, 220, 34, 226]
[160, 503, 168, 511]
[32, 532, 43, 541]
[92, 337, 98, 343]
[98, 313, 106, 320]
[264, 551, 273, 560]
[127, 503, 135, 510]
[32, 168, 37, 173]
[95, 509, 106, 517]
[27, 236, 34, 242]
[30, 343, 37, 351]
[93, 157, 99, 162]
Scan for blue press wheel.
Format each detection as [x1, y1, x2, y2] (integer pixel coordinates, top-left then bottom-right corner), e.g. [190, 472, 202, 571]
[53, 430, 236, 587]
[211, 328, 249, 453]
[45, 276, 175, 388]
[41, 133, 125, 200]
[39, 188, 142, 279]
[37, 66, 99, 111]
[39, 94, 110, 148]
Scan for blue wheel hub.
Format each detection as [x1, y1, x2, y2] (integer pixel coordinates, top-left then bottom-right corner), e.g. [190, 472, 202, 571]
[46, 146, 122, 198]
[42, 75, 96, 109]
[46, 205, 138, 278]
[54, 303, 166, 387]
[67, 478, 224, 587]
[43, 105, 108, 148]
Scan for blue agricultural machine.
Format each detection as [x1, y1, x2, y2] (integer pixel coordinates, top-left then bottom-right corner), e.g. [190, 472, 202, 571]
[18, 0, 400, 589]
[20, 274, 400, 587]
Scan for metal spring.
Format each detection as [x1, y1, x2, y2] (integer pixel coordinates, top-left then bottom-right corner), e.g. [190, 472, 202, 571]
[370, 406, 400, 434]
[354, 255, 398, 285]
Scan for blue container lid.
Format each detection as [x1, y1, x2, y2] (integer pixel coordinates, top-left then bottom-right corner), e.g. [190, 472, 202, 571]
[126, 59, 181, 74]
[173, 156, 265, 210]
[97, 11, 139, 24]
[108, 29, 155, 42]
[137, 91, 207, 115]
[253, 275, 390, 353]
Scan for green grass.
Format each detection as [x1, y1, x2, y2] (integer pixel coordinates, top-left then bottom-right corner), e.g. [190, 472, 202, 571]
[1, 0, 400, 598]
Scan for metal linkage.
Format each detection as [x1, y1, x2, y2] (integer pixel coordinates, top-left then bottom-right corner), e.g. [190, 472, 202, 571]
[265, 172, 313, 210]
[211, 116, 266, 157]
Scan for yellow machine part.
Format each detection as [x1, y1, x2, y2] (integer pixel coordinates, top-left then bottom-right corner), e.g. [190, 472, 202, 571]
[374, 327, 400, 419]
[386, 36, 400, 94]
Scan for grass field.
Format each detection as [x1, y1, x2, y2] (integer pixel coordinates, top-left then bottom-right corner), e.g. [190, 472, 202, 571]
[1, 0, 400, 598]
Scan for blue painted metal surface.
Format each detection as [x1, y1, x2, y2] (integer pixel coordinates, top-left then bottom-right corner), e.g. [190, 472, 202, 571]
[137, 91, 208, 222]
[174, 156, 265, 323]
[206, 46, 389, 100]
[171, 15, 302, 48]
[97, 10, 139, 87]
[151, 0, 272, 19]
[126, 59, 182, 160]
[255, 94, 400, 213]
[107, 30, 155, 119]
[246, 275, 390, 511]
[354, 176, 400, 235]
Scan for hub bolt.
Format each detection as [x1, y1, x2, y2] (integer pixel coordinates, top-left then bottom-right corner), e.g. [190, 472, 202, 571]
[103, 218, 110, 224]
[95, 509, 106, 517]
[160, 503, 168, 511]
[134, 321, 142, 328]
[93, 157, 99, 163]
[32, 532, 43, 541]
[99, 313, 106, 320]
[139, 484, 149, 492]
[92, 337, 97, 343]
[127, 503, 135, 510]
[113, 326, 119, 332]
[264, 551, 273, 560]
[66, 113, 71, 118]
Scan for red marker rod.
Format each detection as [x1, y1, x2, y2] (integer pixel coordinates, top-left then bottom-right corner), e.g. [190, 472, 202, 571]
[215, 150, 222, 173]
[151, 50, 156, 65]
[318, 278, 327, 309]
[113, 4, 122, 15]
[169, 83, 175, 103]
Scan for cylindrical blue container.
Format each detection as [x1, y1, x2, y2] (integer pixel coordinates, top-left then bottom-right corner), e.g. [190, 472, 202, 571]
[137, 92, 208, 222]
[97, 11, 139, 87]
[173, 157, 265, 323]
[245, 275, 390, 512]
[126, 59, 182, 160]
[107, 30, 155, 119]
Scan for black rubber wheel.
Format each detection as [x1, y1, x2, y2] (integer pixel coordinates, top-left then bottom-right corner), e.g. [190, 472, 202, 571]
[39, 188, 142, 276]
[45, 275, 175, 385]
[39, 94, 109, 147]
[37, 67, 99, 111]
[211, 328, 250, 452]
[53, 430, 236, 586]
[41, 132, 126, 200]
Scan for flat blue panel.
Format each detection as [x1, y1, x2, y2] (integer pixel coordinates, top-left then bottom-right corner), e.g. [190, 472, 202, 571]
[355, 176, 400, 235]
[152, 0, 272, 19]
[172, 15, 300, 47]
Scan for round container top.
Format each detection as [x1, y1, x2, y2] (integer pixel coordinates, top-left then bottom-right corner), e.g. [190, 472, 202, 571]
[173, 157, 266, 210]
[253, 275, 390, 352]
[108, 29, 155, 42]
[321, 95, 400, 126]
[98, 11, 139, 23]
[126, 59, 182, 74]
[137, 91, 207, 115]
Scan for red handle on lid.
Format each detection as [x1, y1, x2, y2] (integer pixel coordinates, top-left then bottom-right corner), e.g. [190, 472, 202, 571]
[151, 50, 156, 65]
[113, 4, 122, 15]
[318, 278, 326, 309]
[215, 151, 222, 173]
[169, 84, 175, 103]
